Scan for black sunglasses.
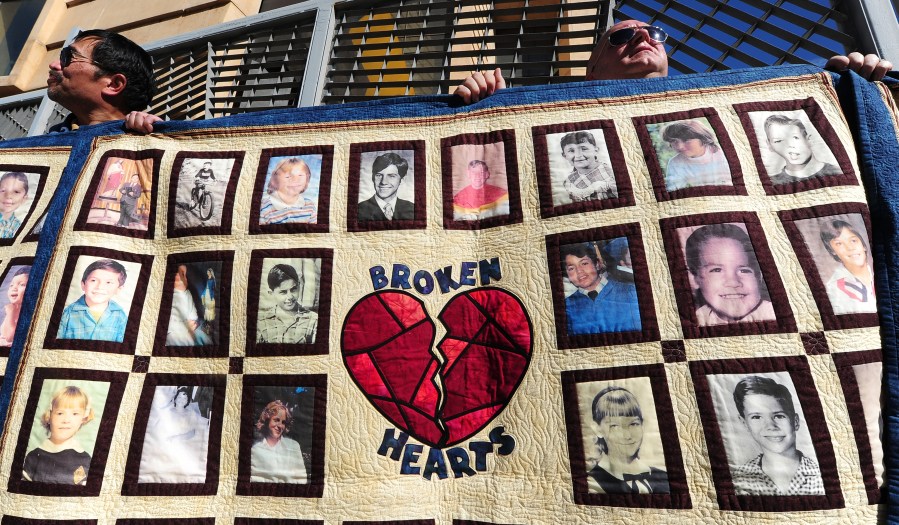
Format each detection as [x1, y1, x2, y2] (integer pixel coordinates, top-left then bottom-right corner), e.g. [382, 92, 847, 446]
[607, 25, 668, 47]
[59, 45, 97, 68]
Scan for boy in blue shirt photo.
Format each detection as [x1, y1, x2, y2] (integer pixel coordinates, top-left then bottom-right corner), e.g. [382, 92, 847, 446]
[57, 259, 128, 342]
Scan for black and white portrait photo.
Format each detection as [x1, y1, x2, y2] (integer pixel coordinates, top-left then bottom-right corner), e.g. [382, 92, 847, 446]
[255, 257, 321, 345]
[357, 150, 415, 222]
[575, 376, 669, 495]
[172, 157, 237, 229]
[544, 129, 617, 205]
[747, 110, 842, 185]
[707, 372, 824, 496]
[678, 223, 775, 326]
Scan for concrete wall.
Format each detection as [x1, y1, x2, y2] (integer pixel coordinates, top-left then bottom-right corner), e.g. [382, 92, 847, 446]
[0, 0, 263, 95]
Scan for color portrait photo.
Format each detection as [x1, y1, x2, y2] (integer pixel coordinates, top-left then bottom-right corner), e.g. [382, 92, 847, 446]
[645, 117, 733, 192]
[55, 256, 142, 343]
[0, 170, 41, 241]
[793, 213, 875, 316]
[136, 385, 214, 483]
[559, 237, 641, 336]
[850, 360, 885, 492]
[84, 156, 154, 231]
[676, 223, 775, 327]
[163, 261, 224, 348]
[255, 257, 320, 345]
[746, 109, 842, 185]
[449, 143, 510, 222]
[247, 385, 315, 484]
[20, 379, 110, 486]
[258, 154, 322, 226]
[0, 262, 31, 347]
[172, 156, 237, 229]
[706, 372, 823, 496]
[544, 128, 617, 206]
[575, 376, 668, 495]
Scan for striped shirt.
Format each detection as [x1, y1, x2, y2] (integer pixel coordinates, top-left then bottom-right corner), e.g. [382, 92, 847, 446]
[259, 194, 317, 225]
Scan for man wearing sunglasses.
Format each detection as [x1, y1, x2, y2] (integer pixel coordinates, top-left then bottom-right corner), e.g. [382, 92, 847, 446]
[454, 19, 893, 104]
[47, 29, 155, 133]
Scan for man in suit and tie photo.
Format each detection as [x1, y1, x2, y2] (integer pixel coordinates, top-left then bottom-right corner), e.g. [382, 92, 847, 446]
[357, 152, 414, 222]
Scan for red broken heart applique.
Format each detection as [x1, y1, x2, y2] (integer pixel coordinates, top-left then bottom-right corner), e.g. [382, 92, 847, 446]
[341, 287, 533, 448]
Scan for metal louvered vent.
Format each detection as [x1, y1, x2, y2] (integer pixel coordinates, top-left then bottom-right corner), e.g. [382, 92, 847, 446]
[614, 0, 856, 75]
[148, 15, 315, 121]
[323, 0, 611, 104]
[0, 100, 39, 141]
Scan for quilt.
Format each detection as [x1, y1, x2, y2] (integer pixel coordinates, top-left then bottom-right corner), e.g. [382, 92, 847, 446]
[0, 64, 895, 524]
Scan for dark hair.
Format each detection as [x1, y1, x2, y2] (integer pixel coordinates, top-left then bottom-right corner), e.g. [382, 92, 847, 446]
[763, 114, 809, 140]
[81, 258, 127, 286]
[12, 266, 30, 278]
[267, 263, 301, 290]
[372, 152, 409, 178]
[684, 223, 760, 278]
[74, 29, 156, 112]
[732, 375, 796, 419]
[820, 219, 867, 262]
[601, 237, 634, 284]
[661, 120, 719, 154]
[0, 172, 28, 195]
[560, 243, 601, 273]
[172, 386, 192, 408]
[560, 131, 598, 150]
[591, 386, 643, 455]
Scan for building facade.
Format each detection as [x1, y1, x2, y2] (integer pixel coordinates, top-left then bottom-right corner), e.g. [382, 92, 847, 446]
[0, 0, 896, 139]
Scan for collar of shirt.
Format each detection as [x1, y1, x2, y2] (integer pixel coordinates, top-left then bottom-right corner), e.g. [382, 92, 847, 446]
[374, 193, 398, 211]
[578, 274, 608, 296]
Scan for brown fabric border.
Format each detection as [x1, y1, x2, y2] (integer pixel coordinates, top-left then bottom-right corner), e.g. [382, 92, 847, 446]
[530, 119, 635, 218]
[0, 256, 34, 357]
[121, 373, 227, 496]
[545, 223, 660, 349]
[43, 246, 155, 354]
[346, 140, 427, 232]
[248, 146, 333, 235]
[7, 367, 128, 497]
[236, 374, 328, 497]
[72, 149, 164, 240]
[560, 364, 691, 508]
[116, 518, 215, 525]
[0, 163, 51, 246]
[165, 151, 246, 238]
[689, 356, 844, 512]
[150, 250, 235, 358]
[631, 108, 747, 203]
[440, 130, 523, 230]
[832, 349, 884, 504]
[732, 98, 857, 195]
[658, 211, 797, 339]
[244, 248, 332, 357]
[777, 203, 879, 330]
